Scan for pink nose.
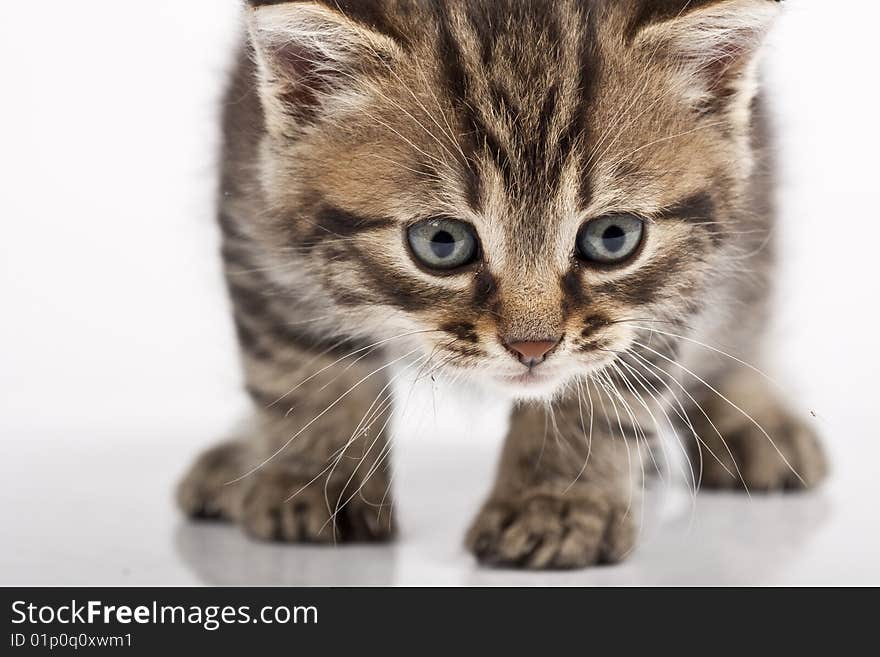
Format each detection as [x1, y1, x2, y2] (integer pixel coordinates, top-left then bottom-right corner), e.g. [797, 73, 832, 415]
[505, 339, 560, 366]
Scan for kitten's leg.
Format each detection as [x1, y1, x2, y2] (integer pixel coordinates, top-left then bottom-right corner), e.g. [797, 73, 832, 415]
[684, 369, 828, 491]
[466, 398, 642, 569]
[177, 344, 397, 543]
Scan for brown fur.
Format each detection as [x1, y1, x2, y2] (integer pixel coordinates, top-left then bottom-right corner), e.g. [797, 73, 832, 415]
[178, 0, 826, 569]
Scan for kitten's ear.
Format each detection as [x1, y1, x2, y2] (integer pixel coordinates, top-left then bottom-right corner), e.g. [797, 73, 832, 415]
[634, 0, 781, 111]
[247, 1, 398, 132]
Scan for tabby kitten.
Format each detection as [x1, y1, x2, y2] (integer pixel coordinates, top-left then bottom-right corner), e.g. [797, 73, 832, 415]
[178, 0, 827, 569]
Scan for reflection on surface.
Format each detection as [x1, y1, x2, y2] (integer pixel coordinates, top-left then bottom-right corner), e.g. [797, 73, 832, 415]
[175, 521, 398, 586]
[632, 491, 832, 586]
[175, 487, 831, 586]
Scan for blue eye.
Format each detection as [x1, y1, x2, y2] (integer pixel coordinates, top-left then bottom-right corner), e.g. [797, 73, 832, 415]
[576, 214, 645, 264]
[407, 218, 479, 271]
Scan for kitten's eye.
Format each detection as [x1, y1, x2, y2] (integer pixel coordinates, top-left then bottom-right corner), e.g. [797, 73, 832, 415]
[576, 214, 645, 264]
[407, 218, 479, 271]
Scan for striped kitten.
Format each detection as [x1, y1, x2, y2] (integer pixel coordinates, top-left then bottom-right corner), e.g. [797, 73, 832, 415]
[179, 0, 826, 570]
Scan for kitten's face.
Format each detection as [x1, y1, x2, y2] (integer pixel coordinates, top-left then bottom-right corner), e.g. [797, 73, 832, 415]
[249, 0, 777, 399]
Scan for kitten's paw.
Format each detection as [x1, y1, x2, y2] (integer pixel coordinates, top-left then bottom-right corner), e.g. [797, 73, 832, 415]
[466, 487, 636, 570]
[239, 470, 394, 544]
[177, 442, 250, 521]
[694, 412, 829, 492]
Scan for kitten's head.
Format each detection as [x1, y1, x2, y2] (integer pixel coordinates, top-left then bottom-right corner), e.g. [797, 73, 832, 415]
[246, 0, 779, 399]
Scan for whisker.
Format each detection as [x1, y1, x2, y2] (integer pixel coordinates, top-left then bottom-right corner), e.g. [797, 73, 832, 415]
[615, 355, 698, 501]
[226, 348, 422, 485]
[592, 371, 637, 521]
[608, 361, 667, 484]
[563, 377, 594, 493]
[326, 351, 433, 527]
[623, 347, 744, 488]
[267, 329, 440, 408]
[628, 324, 782, 392]
[633, 340, 806, 487]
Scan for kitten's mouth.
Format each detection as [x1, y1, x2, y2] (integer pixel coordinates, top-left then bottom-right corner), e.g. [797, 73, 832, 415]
[489, 366, 567, 399]
[495, 369, 555, 387]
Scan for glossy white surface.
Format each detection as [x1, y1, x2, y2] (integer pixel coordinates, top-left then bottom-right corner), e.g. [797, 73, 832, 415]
[2, 2, 879, 586]
[1, 412, 874, 586]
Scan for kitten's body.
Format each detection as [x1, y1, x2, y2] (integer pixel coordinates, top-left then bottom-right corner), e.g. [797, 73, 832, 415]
[179, 0, 826, 569]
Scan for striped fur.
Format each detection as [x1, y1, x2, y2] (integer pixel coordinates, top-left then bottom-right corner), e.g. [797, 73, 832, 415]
[178, 0, 826, 569]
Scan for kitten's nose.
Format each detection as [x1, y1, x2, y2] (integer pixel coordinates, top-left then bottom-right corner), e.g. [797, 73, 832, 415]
[504, 338, 561, 367]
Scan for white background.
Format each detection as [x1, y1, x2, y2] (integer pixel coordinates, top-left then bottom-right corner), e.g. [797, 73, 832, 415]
[1, 1, 879, 585]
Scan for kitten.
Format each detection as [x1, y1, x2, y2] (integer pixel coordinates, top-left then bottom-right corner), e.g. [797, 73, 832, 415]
[178, 0, 827, 569]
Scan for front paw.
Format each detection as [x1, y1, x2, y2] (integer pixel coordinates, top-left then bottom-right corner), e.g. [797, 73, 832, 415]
[693, 412, 829, 492]
[177, 441, 250, 521]
[466, 485, 636, 570]
[239, 469, 395, 544]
